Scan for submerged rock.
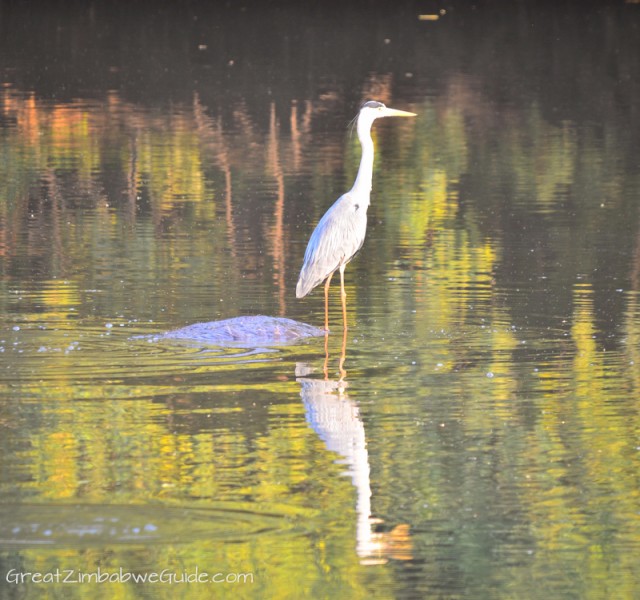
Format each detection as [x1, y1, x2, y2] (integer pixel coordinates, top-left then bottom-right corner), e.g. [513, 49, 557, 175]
[143, 315, 325, 345]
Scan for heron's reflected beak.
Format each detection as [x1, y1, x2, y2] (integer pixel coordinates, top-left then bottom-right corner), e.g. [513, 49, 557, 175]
[381, 107, 417, 118]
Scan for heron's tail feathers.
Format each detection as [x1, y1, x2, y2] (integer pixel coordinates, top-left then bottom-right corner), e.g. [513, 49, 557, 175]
[296, 276, 313, 299]
[296, 262, 328, 298]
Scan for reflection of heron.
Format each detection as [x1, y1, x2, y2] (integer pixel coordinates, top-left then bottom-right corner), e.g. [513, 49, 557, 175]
[296, 362, 413, 562]
[297, 365, 374, 558]
[296, 101, 416, 331]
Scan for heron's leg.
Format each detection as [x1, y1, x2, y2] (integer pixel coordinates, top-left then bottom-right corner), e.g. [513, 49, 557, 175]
[339, 264, 348, 330]
[324, 272, 334, 333]
[323, 329, 330, 379]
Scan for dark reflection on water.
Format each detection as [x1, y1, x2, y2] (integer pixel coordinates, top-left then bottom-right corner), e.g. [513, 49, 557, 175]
[1, 1, 639, 598]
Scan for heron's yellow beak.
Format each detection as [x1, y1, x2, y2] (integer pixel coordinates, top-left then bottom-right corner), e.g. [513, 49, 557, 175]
[381, 107, 417, 118]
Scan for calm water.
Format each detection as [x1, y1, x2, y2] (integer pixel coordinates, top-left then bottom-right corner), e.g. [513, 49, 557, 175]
[1, 2, 639, 598]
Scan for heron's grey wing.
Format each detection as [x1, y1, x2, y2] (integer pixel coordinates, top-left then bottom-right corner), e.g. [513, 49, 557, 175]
[296, 194, 367, 298]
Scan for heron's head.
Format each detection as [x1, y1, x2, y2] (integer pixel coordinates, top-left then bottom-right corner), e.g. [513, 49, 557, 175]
[354, 101, 416, 136]
[359, 100, 417, 122]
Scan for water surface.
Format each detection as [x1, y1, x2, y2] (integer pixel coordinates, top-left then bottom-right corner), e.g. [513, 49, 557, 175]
[1, 2, 639, 598]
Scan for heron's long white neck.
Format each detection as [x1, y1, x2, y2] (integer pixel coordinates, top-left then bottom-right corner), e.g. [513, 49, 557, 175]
[350, 117, 375, 203]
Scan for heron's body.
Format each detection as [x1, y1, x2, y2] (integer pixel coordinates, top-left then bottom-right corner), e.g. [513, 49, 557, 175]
[296, 101, 416, 331]
[296, 190, 368, 299]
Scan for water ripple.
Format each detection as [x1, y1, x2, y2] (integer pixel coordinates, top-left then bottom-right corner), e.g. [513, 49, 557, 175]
[0, 502, 314, 548]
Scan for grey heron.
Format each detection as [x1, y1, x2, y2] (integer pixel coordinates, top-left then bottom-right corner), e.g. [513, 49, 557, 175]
[296, 100, 416, 331]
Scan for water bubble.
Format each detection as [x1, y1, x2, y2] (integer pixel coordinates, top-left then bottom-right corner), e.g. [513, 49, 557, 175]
[105, 323, 113, 329]
[486, 372, 494, 378]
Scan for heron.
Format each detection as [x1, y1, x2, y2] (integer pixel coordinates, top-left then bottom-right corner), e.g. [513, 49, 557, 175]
[296, 100, 417, 331]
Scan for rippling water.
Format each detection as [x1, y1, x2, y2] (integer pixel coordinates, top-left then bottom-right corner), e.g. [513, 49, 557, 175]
[1, 2, 639, 598]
